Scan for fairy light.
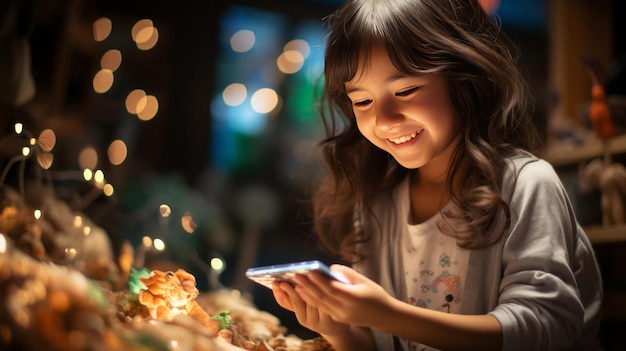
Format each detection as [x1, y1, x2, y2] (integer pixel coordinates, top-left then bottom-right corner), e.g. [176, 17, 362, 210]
[136, 95, 159, 121]
[250, 88, 279, 114]
[100, 49, 122, 72]
[29, 138, 36, 146]
[33, 209, 42, 220]
[36, 153, 54, 169]
[103, 183, 114, 196]
[181, 212, 197, 233]
[0, 233, 6, 253]
[74, 216, 83, 227]
[93, 69, 114, 93]
[83, 169, 93, 181]
[210, 257, 225, 272]
[21, 147, 30, 157]
[125, 89, 146, 114]
[65, 247, 78, 260]
[83, 226, 91, 236]
[153, 239, 165, 251]
[14, 123, 23, 135]
[93, 17, 112, 41]
[159, 204, 171, 217]
[142, 236, 153, 247]
[107, 139, 127, 165]
[93, 169, 105, 183]
[38, 129, 56, 152]
[78, 147, 98, 170]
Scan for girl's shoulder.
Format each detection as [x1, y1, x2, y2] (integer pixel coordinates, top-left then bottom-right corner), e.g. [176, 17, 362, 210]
[504, 149, 555, 177]
[502, 150, 562, 197]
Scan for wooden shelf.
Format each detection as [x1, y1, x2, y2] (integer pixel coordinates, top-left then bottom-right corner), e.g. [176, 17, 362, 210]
[543, 134, 626, 168]
[585, 224, 626, 244]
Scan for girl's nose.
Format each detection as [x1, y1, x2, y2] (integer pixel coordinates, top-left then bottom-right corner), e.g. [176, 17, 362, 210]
[375, 100, 404, 132]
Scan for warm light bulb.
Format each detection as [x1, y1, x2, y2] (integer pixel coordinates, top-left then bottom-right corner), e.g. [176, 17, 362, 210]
[153, 239, 165, 251]
[251, 88, 279, 114]
[83, 169, 93, 181]
[159, 204, 171, 217]
[142, 236, 152, 247]
[211, 257, 225, 271]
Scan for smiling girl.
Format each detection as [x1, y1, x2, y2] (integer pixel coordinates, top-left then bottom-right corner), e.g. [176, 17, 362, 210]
[271, 0, 603, 350]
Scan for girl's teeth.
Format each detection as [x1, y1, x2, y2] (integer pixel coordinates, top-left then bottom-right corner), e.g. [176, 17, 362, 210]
[390, 132, 418, 144]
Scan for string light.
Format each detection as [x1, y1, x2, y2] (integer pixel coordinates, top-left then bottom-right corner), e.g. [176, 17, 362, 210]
[159, 204, 171, 217]
[14, 123, 23, 135]
[153, 239, 165, 251]
[0, 233, 6, 253]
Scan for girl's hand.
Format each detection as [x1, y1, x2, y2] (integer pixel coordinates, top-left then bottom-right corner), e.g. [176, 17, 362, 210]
[271, 280, 350, 337]
[292, 264, 394, 328]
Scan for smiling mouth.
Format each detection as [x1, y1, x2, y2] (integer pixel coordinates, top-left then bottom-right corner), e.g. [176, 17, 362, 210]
[388, 130, 421, 145]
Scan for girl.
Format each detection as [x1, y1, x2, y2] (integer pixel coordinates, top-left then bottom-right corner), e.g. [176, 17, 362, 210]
[272, 0, 603, 350]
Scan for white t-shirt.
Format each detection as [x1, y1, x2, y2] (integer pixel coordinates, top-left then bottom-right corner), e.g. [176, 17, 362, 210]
[401, 213, 470, 351]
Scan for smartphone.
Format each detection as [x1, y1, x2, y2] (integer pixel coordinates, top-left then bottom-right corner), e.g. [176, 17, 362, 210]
[245, 260, 349, 289]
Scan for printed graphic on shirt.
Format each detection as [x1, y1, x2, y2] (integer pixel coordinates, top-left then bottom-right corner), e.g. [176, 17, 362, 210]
[405, 252, 462, 312]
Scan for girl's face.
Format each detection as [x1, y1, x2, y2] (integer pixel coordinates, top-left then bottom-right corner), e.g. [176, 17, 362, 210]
[345, 47, 461, 171]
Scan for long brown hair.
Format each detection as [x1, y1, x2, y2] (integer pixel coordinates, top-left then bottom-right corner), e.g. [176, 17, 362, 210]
[313, 0, 541, 262]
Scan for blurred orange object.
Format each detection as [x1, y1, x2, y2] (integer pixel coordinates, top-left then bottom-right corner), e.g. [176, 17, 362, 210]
[582, 55, 616, 142]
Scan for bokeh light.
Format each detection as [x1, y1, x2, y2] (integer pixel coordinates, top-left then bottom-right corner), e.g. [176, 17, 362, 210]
[222, 83, 247, 106]
[153, 239, 165, 251]
[38, 129, 56, 152]
[137, 27, 159, 50]
[284, 39, 311, 59]
[125, 89, 147, 114]
[36, 153, 54, 169]
[14, 123, 23, 135]
[211, 257, 225, 271]
[137, 95, 159, 121]
[181, 212, 197, 233]
[93, 69, 114, 93]
[79, 146, 98, 170]
[93, 17, 112, 42]
[107, 139, 128, 165]
[159, 204, 171, 217]
[103, 184, 114, 196]
[94, 169, 105, 183]
[277, 50, 304, 74]
[250, 88, 279, 114]
[83, 169, 93, 181]
[101, 49, 122, 71]
[230, 29, 255, 53]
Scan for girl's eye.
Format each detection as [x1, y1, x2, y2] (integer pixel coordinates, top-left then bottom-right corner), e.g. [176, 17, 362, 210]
[353, 99, 372, 107]
[396, 86, 420, 97]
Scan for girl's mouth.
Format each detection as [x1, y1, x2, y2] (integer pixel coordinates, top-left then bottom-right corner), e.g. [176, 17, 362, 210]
[388, 130, 421, 145]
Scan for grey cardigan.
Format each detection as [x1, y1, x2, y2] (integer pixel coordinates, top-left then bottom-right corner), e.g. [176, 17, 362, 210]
[354, 153, 603, 350]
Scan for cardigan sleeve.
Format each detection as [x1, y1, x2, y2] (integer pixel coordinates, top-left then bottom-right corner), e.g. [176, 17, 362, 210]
[489, 158, 602, 350]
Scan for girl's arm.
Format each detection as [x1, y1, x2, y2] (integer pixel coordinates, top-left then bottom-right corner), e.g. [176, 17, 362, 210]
[380, 298, 502, 350]
[293, 266, 503, 351]
[321, 325, 376, 351]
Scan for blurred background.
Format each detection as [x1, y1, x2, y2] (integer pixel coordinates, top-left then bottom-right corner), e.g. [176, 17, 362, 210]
[1, 0, 625, 345]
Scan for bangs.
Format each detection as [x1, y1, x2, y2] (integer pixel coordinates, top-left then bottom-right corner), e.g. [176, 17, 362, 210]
[324, 0, 449, 95]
